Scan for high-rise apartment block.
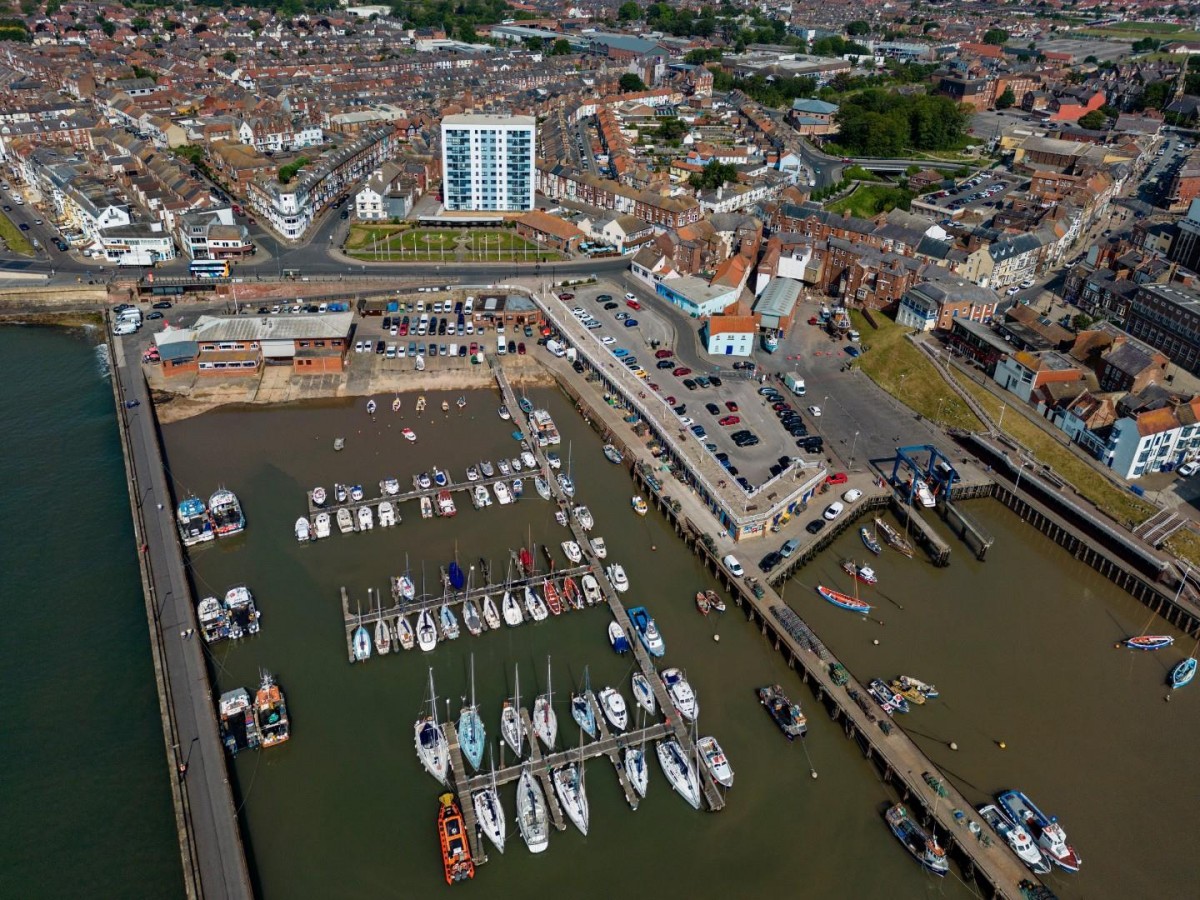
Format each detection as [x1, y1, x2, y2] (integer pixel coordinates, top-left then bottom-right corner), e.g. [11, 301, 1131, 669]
[440, 114, 536, 212]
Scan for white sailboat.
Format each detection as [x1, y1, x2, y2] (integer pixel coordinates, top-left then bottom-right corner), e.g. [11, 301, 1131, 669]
[631, 673, 656, 716]
[472, 755, 507, 854]
[416, 608, 438, 652]
[501, 664, 524, 758]
[533, 655, 558, 751]
[625, 710, 649, 798]
[372, 589, 391, 655]
[481, 594, 502, 630]
[524, 585, 549, 622]
[553, 743, 589, 836]
[516, 766, 550, 854]
[395, 615, 415, 651]
[502, 589, 524, 627]
[414, 668, 449, 785]
[656, 738, 701, 810]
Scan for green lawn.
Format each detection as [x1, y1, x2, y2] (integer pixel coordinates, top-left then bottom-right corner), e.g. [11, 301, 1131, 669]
[827, 184, 915, 218]
[0, 211, 34, 256]
[464, 230, 537, 251]
[1077, 24, 1200, 42]
[344, 224, 405, 250]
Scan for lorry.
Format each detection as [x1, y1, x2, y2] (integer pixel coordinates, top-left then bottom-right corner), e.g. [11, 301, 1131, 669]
[784, 372, 807, 396]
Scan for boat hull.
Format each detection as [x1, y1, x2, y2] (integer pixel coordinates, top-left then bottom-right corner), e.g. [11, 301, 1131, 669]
[816, 585, 872, 614]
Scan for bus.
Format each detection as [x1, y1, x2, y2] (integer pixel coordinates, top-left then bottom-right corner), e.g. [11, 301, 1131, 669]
[190, 259, 230, 279]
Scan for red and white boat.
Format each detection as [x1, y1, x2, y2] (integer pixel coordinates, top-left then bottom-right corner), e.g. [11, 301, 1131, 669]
[518, 547, 534, 577]
[544, 581, 564, 616]
[1124, 634, 1174, 651]
[402, 428, 417, 442]
[817, 585, 872, 614]
[695, 591, 710, 616]
[841, 560, 878, 586]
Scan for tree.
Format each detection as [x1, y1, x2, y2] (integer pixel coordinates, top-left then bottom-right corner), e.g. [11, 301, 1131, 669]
[525, 36, 542, 51]
[617, 1, 639, 20]
[278, 157, 311, 184]
[688, 160, 738, 190]
[222, 50, 237, 63]
[1138, 80, 1172, 111]
[846, 20, 870, 36]
[982, 28, 1009, 46]
[995, 87, 1016, 109]
[548, 38, 571, 56]
[656, 117, 687, 142]
[1078, 109, 1107, 130]
[619, 72, 646, 93]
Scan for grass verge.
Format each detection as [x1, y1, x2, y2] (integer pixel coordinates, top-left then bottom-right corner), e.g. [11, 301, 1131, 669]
[0, 212, 34, 255]
[827, 184, 915, 218]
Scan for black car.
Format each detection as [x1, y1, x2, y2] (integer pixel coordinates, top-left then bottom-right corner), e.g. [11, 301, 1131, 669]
[53, 238, 68, 251]
[719, 457, 734, 471]
[777, 456, 792, 468]
[439, 319, 448, 336]
[806, 519, 826, 535]
[428, 344, 437, 357]
[339, 210, 349, 219]
[705, 402, 720, 415]
[709, 375, 722, 386]
[673, 404, 687, 416]
[572, 360, 585, 374]
[769, 463, 783, 478]
[382, 316, 392, 329]
[682, 379, 697, 390]
[18, 223, 29, 231]
[603, 302, 618, 310]
[151, 300, 172, 310]
[727, 465, 739, 477]
[508, 340, 517, 354]
[454, 301, 463, 314]
[736, 476, 752, 490]
[759, 551, 782, 573]
[731, 429, 751, 440]
[715, 452, 729, 462]
[257, 306, 270, 314]
[657, 360, 673, 369]
[757, 386, 776, 396]
[596, 294, 612, 302]
[147, 311, 163, 320]
[458, 345, 468, 357]
[376, 340, 386, 354]
[788, 426, 808, 438]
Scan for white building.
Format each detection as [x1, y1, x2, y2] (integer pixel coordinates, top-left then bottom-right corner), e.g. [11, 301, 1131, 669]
[440, 114, 535, 212]
[703, 314, 757, 356]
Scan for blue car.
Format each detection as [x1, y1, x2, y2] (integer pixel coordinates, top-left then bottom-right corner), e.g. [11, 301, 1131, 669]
[613, 348, 629, 357]
[624, 318, 639, 328]
[690, 425, 707, 439]
[845, 345, 860, 358]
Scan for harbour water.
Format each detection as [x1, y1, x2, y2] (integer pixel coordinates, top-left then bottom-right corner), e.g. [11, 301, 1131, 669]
[0, 327, 182, 896]
[162, 386, 1200, 899]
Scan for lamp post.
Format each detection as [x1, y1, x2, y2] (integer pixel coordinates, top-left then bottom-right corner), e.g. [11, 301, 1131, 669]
[849, 430, 859, 470]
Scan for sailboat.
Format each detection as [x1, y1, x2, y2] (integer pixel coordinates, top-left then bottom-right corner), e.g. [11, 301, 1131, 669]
[571, 666, 597, 739]
[631, 672, 656, 716]
[458, 654, 485, 771]
[481, 594, 501, 630]
[414, 668, 449, 785]
[502, 589, 524, 627]
[463, 597, 483, 637]
[373, 589, 391, 656]
[533, 656, 558, 751]
[353, 600, 371, 662]
[501, 664, 524, 758]
[472, 753, 506, 854]
[396, 615, 415, 651]
[624, 709, 649, 798]
[553, 742, 589, 835]
[656, 738, 701, 810]
[516, 765, 550, 853]
[417, 608, 438, 652]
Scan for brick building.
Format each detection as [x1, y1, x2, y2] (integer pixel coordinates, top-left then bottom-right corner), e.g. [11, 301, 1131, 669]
[153, 312, 352, 378]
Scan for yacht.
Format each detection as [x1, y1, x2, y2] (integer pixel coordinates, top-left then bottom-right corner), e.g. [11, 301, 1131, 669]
[534, 475, 551, 500]
[294, 517, 311, 542]
[357, 505, 374, 530]
[433, 467, 449, 488]
[997, 790, 1081, 872]
[629, 606, 665, 657]
[481, 595, 501, 630]
[417, 608, 438, 652]
[546, 451, 562, 470]
[502, 591, 524, 627]
[656, 739, 701, 810]
[457, 655, 485, 771]
[521, 450, 537, 469]
[662, 668, 698, 721]
[462, 598, 483, 637]
[502, 665, 524, 758]
[581, 573, 603, 606]
[624, 746, 649, 798]
[498, 459, 512, 476]
[465, 465, 480, 483]
[978, 804, 1052, 874]
[524, 585, 549, 622]
[439, 604, 460, 640]
[606, 563, 629, 592]
[336, 507, 354, 534]
[556, 473, 575, 497]
[572, 505, 593, 530]
[374, 610, 391, 656]
[885, 804, 948, 877]
[417, 472, 432, 490]
[589, 536, 607, 560]
[480, 459, 495, 478]
[378, 501, 397, 528]
[914, 479, 936, 508]
[395, 574, 416, 602]
[313, 512, 331, 539]
[353, 619, 371, 662]
[209, 488, 245, 537]
[473, 773, 506, 854]
[571, 685, 597, 739]
[176, 496, 215, 546]
[382, 477, 400, 496]
[697, 736, 733, 788]
[561, 540, 582, 564]
[631, 673, 656, 716]
[552, 759, 589, 835]
[415, 669, 450, 785]
[395, 616, 415, 651]
[494, 481, 513, 505]
[534, 657, 557, 751]
[516, 767, 550, 854]
[350, 484, 365, 502]
[598, 686, 629, 731]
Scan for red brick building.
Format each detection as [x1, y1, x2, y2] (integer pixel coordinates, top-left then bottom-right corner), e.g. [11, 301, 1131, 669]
[154, 312, 352, 378]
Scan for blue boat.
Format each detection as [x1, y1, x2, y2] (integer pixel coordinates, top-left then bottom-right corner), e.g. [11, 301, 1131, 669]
[608, 621, 630, 655]
[448, 562, 465, 591]
[1170, 656, 1197, 689]
[628, 606, 665, 657]
[457, 655, 486, 770]
[519, 397, 534, 415]
[512, 430, 525, 441]
[885, 804, 948, 877]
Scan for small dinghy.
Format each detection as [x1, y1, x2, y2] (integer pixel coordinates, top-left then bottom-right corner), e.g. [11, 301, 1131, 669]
[366, 399, 377, 415]
[1125, 634, 1174, 651]
[1171, 656, 1197, 689]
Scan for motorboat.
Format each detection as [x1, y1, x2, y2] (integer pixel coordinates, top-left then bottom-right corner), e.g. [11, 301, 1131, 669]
[897, 675, 939, 700]
[603, 443, 624, 464]
[439, 604, 460, 640]
[661, 667, 697, 721]
[860, 526, 882, 555]
[889, 680, 927, 705]
[382, 477, 400, 496]
[457, 654, 485, 771]
[629, 606, 665, 657]
[294, 517, 311, 542]
[433, 467, 448, 488]
[997, 790, 1081, 872]
[502, 591, 524, 627]
[534, 475, 551, 500]
[608, 621, 630, 654]
[396, 574, 416, 602]
[436, 490, 456, 517]
[606, 563, 629, 593]
[581, 573, 603, 606]
[556, 473, 575, 497]
[353, 620, 371, 662]
[253, 672, 289, 749]
[1171, 656, 1197, 689]
[516, 768, 550, 854]
[1125, 634, 1174, 650]
[481, 595, 501, 630]
[417, 609, 438, 652]
[402, 427, 417, 442]
[555, 510, 569, 527]
[656, 739, 701, 810]
[313, 512, 331, 539]
[624, 746, 649, 798]
[590, 537, 607, 559]
[480, 460, 495, 478]
[311, 486, 327, 507]
[441, 400, 450, 413]
[704, 589, 726, 613]
[392, 397, 401, 413]
[697, 736, 734, 788]
[415, 670, 449, 785]
[978, 804, 1051, 874]
[913, 479, 936, 508]
[466, 465, 480, 482]
[420, 496, 433, 519]
[396, 616, 415, 651]
[494, 481, 513, 505]
[840, 560, 877, 585]
[462, 598, 483, 637]
[520, 449, 537, 469]
[512, 478, 523, 498]
[357, 505, 374, 530]
[223, 586, 259, 637]
[631, 673, 656, 716]
[524, 586, 549, 622]
[547, 451, 562, 470]
[758, 684, 807, 739]
[350, 484, 365, 502]
[498, 405, 511, 421]
[333, 437, 345, 451]
[510, 456, 523, 473]
[218, 688, 258, 755]
[337, 507, 354, 534]
[869, 678, 910, 715]
[335, 483, 348, 504]
[816, 585, 872, 614]
[497, 459, 511, 476]
[552, 760, 589, 836]
[197, 597, 230, 644]
[885, 804, 948, 877]
[561, 540, 582, 564]
[573, 505, 594, 530]
[599, 686, 628, 731]
[631, 495, 648, 516]
[457, 396, 467, 409]
[378, 501, 396, 527]
[366, 399, 377, 416]
[209, 489, 245, 537]
[417, 472, 433, 490]
[473, 777, 506, 855]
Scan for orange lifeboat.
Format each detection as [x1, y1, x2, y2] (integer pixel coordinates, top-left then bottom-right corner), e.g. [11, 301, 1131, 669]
[437, 793, 474, 885]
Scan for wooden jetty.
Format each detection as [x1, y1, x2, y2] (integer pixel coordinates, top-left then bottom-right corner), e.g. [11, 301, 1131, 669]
[588, 691, 640, 810]
[889, 494, 951, 566]
[306, 469, 528, 518]
[521, 708, 565, 832]
[443, 720, 489, 867]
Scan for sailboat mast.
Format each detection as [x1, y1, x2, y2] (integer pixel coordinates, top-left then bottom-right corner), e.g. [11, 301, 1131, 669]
[428, 667, 438, 726]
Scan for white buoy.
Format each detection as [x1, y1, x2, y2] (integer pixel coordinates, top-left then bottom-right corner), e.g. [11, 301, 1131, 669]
[713, 634, 720, 642]
[810, 770, 818, 779]
[949, 741, 959, 751]
[872, 639, 880, 646]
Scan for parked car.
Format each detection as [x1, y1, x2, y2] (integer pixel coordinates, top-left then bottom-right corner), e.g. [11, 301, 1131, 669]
[673, 367, 692, 377]
[655, 349, 674, 359]
[825, 472, 848, 485]
[656, 359, 673, 369]
[719, 415, 740, 426]
[624, 319, 639, 328]
[722, 554, 744, 577]
[843, 489, 863, 503]
[808, 405, 822, 417]
[759, 551, 782, 573]
[805, 519, 826, 535]
[725, 401, 739, 412]
[823, 502, 844, 521]
[151, 300, 172, 310]
[705, 402, 720, 415]
[625, 299, 641, 310]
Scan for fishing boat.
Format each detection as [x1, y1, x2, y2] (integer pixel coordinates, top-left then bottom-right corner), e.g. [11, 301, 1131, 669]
[223, 586, 260, 638]
[462, 597, 483, 636]
[547, 451, 562, 470]
[458, 655, 485, 771]
[868, 678, 909, 715]
[433, 467, 448, 488]
[357, 505, 373, 530]
[209, 489, 246, 537]
[631, 495, 649, 516]
[695, 591, 710, 616]
[840, 560, 877, 585]
[448, 562, 465, 591]
[481, 595, 501, 630]
[543, 581, 563, 615]
[334, 483, 348, 504]
[381, 477, 400, 496]
[758, 684, 807, 739]
[1124, 634, 1174, 650]
[378, 501, 397, 528]
[704, 589, 726, 613]
[502, 591, 524, 627]
[662, 668, 698, 721]
[516, 767, 550, 854]
[875, 517, 914, 557]
[392, 396, 401, 413]
[556, 473, 575, 497]
[480, 459, 495, 478]
[313, 512, 331, 539]
[396, 574, 416, 602]
[436, 793, 474, 884]
[581, 573, 603, 606]
[353, 617, 371, 662]
[860, 527, 883, 555]
[420, 496, 433, 519]
[573, 505, 594, 530]
[417, 609, 438, 652]
[366, 399, 377, 416]
[294, 517, 311, 542]
[498, 459, 512, 476]
[439, 604, 460, 640]
[415, 670, 450, 785]
[524, 585, 549, 622]
[897, 675, 939, 700]
[632, 673, 656, 716]
[396, 616, 415, 651]
[350, 484, 365, 502]
[590, 537, 607, 559]
[473, 765, 506, 855]
[552, 756, 589, 836]
[498, 405, 511, 421]
[997, 790, 1081, 872]
[436, 490, 457, 517]
[176, 496, 215, 546]
[218, 688, 259, 755]
[889, 679, 926, 705]
[603, 443, 624, 464]
[978, 804, 1052, 874]
[252, 671, 290, 748]
[629, 606, 665, 657]
[561, 541, 582, 564]
[402, 427, 417, 442]
[502, 665, 524, 758]
[606, 563, 629, 593]
[624, 746, 649, 798]
[494, 480, 512, 505]
[465, 465, 480, 483]
[563, 576, 583, 610]
[885, 804, 948, 877]
[518, 547, 534, 577]
[599, 686, 629, 731]
[533, 474, 551, 500]
[697, 736, 733, 788]
[656, 739, 701, 810]
[534, 656, 558, 751]
[197, 597, 230, 644]
[816, 584, 872, 614]
[1170, 656, 1197, 689]
[608, 621, 631, 654]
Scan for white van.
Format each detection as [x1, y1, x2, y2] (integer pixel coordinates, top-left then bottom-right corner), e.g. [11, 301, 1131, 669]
[464, 297, 475, 314]
[496, 336, 507, 355]
[112, 320, 138, 335]
[118, 308, 143, 324]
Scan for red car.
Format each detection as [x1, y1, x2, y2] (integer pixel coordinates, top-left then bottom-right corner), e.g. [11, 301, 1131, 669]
[673, 367, 692, 377]
[665, 395, 677, 405]
[654, 349, 674, 359]
[559, 292, 575, 301]
[725, 401, 738, 412]
[718, 415, 740, 426]
[626, 299, 641, 310]
[517, 342, 526, 355]
[825, 472, 848, 486]
[808, 316, 819, 326]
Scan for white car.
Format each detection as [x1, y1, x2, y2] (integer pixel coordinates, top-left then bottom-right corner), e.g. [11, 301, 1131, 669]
[624, 292, 637, 301]
[823, 501, 844, 521]
[808, 405, 822, 417]
[572, 307, 586, 316]
[1006, 286, 1020, 295]
[679, 416, 694, 427]
[1179, 461, 1200, 477]
[601, 336, 616, 345]
[1020, 278, 1035, 289]
[842, 489, 862, 503]
[722, 554, 744, 577]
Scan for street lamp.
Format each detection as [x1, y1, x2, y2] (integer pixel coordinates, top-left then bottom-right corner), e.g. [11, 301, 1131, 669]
[849, 430, 859, 470]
